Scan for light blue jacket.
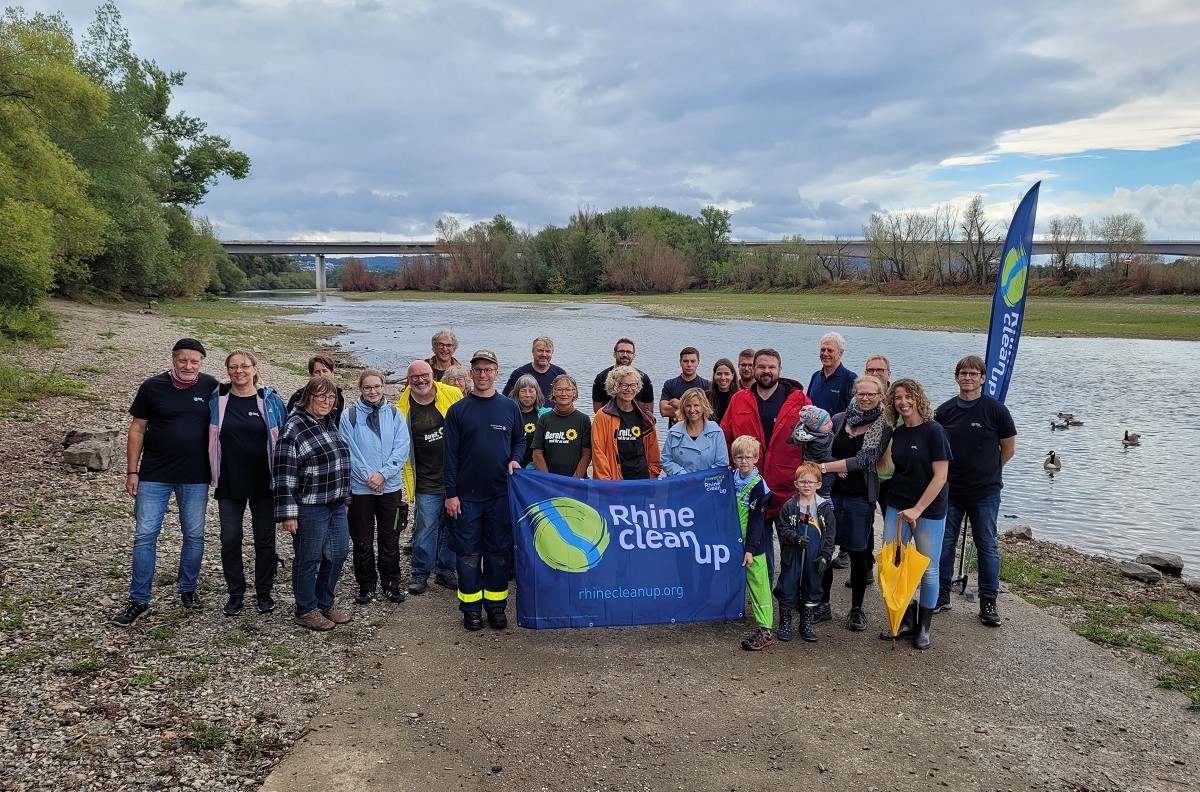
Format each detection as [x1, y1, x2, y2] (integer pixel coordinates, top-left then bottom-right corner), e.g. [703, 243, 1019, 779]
[662, 420, 730, 476]
[339, 397, 411, 496]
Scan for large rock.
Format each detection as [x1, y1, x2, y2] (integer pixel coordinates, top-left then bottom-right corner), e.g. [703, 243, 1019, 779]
[1184, 579, 1200, 594]
[62, 440, 112, 471]
[1135, 552, 1184, 577]
[1004, 525, 1034, 540]
[1118, 561, 1162, 584]
[63, 428, 119, 447]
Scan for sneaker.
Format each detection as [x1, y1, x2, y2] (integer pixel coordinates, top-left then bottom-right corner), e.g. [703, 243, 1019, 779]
[407, 576, 428, 595]
[815, 602, 832, 622]
[463, 611, 484, 631]
[933, 590, 952, 614]
[180, 591, 202, 610]
[741, 627, 774, 651]
[385, 590, 406, 604]
[112, 600, 149, 626]
[487, 610, 508, 630]
[846, 606, 867, 632]
[320, 606, 352, 625]
[222, 595, 243, 617]
[295, 610, 335, 631]
[434, 574, 458, 590]
[256, 593, 276, 614]
[354, 590, 375, 605]
[979, 596, 1002, 627]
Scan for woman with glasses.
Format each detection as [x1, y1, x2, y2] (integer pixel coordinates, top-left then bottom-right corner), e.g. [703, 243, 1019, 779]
[508, 374, 549, 469]
[815, 374, 893, 633]
[340, 369, 411, 605]
[273, 376, 353, 631]
[662, 388, 729, 476]
[208, 350, 287, 617]
[591, 365, 661, 480]
[532, 375, 592, 478]
[442, 365, 471, 397]
[285, 355, 345, 422]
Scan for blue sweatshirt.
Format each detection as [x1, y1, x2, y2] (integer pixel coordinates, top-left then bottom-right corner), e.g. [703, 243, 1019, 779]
[443, 392, 526, 501]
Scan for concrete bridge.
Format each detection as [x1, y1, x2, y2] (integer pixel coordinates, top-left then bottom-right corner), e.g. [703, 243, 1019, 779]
[219, 239, 1200, 292]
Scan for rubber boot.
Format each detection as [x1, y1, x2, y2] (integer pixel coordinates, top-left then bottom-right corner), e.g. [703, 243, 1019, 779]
[879, 602, 918, 640]
[777, 610, 793, 642]
[799, 606, 819, 642]
[912, 606, 934, 650]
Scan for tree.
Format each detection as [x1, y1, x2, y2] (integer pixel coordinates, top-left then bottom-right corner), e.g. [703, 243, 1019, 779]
[817, 235, 857, 281]
[1046, 214, 1086, 279]
[697, 205, 732, 287]
[957, 196, 1002, 285]
[1090, 213, 1146, 277]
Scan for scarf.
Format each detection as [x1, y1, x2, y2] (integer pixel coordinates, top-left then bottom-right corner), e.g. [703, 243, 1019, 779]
[843, 402, 885, 459]
[168, 368, 201, 389]
[361, 397, 382, 438]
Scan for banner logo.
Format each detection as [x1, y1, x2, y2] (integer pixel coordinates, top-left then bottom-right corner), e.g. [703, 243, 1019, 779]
[1000, 245, 1028, 308]
[521, 497, 610, 572]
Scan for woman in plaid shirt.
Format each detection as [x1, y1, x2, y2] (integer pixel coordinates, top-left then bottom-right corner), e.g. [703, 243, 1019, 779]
[274, 376, 352, 631]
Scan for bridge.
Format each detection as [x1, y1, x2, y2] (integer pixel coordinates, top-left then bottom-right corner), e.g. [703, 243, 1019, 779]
[219, 239, 1200, 292]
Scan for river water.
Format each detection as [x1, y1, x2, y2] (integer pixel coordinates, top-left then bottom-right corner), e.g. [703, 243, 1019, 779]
[241, 293, 1200, 570]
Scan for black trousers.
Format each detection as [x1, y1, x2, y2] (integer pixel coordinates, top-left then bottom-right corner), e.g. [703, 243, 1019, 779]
[348, 490, 408, 594]
[218, 496, 277, 597]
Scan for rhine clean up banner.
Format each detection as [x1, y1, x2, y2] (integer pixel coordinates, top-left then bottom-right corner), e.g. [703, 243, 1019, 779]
[507, 468, 745, 629]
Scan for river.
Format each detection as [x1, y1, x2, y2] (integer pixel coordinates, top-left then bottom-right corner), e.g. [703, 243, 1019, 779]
[241, 293, 1200, 571]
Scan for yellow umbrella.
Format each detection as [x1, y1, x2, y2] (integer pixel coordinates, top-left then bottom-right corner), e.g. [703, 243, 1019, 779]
[876, 516, 931, 638]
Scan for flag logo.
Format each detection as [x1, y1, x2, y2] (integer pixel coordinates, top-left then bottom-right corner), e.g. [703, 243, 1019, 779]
[520, 498, 610, 572]
[1000, 245, 1029, 308]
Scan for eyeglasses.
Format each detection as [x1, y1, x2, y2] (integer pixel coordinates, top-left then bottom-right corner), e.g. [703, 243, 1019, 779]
[447, 376, 467, 383]
[434, 341, 455, 349]
[227, 364, 254, 371]
[312, 393, 337, 403]
[957, 371, 983, 378]
[471, 367, 496, 376]
[408, 374, 431, 382]
[856, 391, 882, 398]
[617, 383, 639, 391]
[795, 479, 820, 486]
[733, 455, 756, 462]
[866, 368, 888, 375]
[553, 388, 575, 394]
[361, 385, 383, 392]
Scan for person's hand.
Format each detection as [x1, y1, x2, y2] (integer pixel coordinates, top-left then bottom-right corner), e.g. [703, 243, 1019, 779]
[282, 519, 298, 536]
[125, 472, 138, 498]
[445, 496, 461, 519]
[508, 461, 520, 475]
[899, 507, 923, 526]
[816, 555, 829, 574]
[742, 552, 754, 568]
[367, 472, 385, 492]
[797, 534, 810, 550]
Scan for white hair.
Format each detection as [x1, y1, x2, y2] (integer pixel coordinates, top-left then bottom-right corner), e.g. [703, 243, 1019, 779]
[820, 332, 845, 352]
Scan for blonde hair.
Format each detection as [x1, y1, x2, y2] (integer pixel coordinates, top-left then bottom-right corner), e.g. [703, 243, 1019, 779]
[678, 387, 713, 421]
[730, 435, 760, 459]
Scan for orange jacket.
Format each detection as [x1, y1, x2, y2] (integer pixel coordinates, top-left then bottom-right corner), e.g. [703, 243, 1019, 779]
[591, 400, 662, 480]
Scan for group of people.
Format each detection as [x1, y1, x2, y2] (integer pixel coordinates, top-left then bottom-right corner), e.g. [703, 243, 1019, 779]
[112, 329, 1016, 654]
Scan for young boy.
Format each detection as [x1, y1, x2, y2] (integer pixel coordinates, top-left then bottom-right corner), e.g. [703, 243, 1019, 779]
[731, 435, 773, 651]
[790, 406, 835, 497]
[772, 461, 836, 642]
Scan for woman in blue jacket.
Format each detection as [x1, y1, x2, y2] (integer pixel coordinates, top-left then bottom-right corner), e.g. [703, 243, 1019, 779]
[340, 369, 412, 605]
[208, 350, 287, 617]
[662, 388, 730, 476]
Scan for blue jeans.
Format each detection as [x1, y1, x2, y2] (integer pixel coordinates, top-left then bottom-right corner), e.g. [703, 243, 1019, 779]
[940, 492, 1001, 599]
[411, 493, 456, 579]
[292, 502, 349, 616]
[883, 506, 946, 609]
[129, 481, 209, 604]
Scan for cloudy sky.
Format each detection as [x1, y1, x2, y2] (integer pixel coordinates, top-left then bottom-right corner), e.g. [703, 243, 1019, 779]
[27, 0, 1200, 241]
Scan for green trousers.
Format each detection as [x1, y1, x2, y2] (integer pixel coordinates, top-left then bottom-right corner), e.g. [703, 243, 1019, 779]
[746, 553, 773, 629]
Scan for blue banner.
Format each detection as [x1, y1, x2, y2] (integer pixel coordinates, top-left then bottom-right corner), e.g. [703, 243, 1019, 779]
[508, 468, 745, 629]
[984, 181, 1041, 403]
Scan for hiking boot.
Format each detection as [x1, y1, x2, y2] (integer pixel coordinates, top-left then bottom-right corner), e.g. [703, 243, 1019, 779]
[880, 602, 918, 640]
[979, 595, 1002, 627]
[385, 589, 406, 604]
[776, 610, 793, 642]
[846, 606, 867, 632]
[407, 576, 428, 595]
[463, 611, 483, 631]
[180, 591, 202, 610]
[741, 627, 774, 651]
[799, 607, 819, 642]
[321, 606, 352, 625]
[487, 610, 508, 630]
[832, 550, 850, 569]
[256, 593, 276, 614]
[913, 606, 934, 650]
[354, 590, 375, 605]
[933, 590, 952, 613]
[222, 595, 243, 617]
[295, 610, 335, 631]
[434, 574, 458, 590]
[815, 602, 832, 622]
[112, 600, 149, 626]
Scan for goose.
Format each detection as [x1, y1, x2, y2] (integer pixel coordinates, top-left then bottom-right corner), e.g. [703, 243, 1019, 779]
[1056, 412, 1075, 421]
[1067, 419, 1084, 427]
[1050, 420, 1069, 430]
[1122, 430, 1141, 448]
[1044, 451, 1062, 471]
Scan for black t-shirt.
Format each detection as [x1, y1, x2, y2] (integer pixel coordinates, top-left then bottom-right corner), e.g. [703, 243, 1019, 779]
[215, 393, 271, 500]
[660, 375, 711, 425]
[503, 363, 567, 407]
[885, 420, 952, 520]
[129, 372, 218, 484]
[830, 427, 869, 499]
[519, 408, 540, 468]
[755, 386, 788, 443]
[591, 366, 654, 407]
[409, 399, 446, 494]
[934, 395, 1017, 501]
[533, 409, 592, 477]
[616, 407, 649, 480]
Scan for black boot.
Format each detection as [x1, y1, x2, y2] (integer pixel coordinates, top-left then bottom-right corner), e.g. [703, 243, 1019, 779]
[777, 610, 793, 642]
[799, 606, 819, 642]
[879, 602, 918, 640]
[912, 606, 934, 650]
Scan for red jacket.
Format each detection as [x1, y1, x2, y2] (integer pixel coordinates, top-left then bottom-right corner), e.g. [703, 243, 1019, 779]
[720, 380, 811, 518]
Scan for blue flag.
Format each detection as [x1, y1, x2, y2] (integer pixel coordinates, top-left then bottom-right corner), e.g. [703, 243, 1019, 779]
[508, 468, 745, 629]
[984, 181, 1040, 403]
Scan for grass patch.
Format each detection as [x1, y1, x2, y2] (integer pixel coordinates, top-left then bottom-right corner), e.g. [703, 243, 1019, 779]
[1076, 621, 1132, 647]
[149, 626, 176, 642]
[0, 591, 26, 630]
[1140, 600, 1200, 630]
[132, 670, 157, 688]
[1000, 555, 1069, 588]
[221, 632, 250, 647]
[174, 671, 210, 691]
[0, 647, 41, 672]
[0, 306, 58, 343]
[252, 664, 276, 676]
[184, 721, 228, 751]
[62, 655, 108, 675]
[267, 645, 295, 661]
[324, 628, 358, 644]
[0, 365, 93, 411]
[237, 730, 283, 760]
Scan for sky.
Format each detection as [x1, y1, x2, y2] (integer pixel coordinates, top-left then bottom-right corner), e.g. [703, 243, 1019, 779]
[24, 0, 1200, 241]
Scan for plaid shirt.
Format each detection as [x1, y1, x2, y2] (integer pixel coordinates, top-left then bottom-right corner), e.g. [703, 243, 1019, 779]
[273, 409, 351, 520]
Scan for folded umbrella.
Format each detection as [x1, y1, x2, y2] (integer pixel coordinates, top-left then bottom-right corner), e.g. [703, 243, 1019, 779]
[876, 515, 931, 638]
